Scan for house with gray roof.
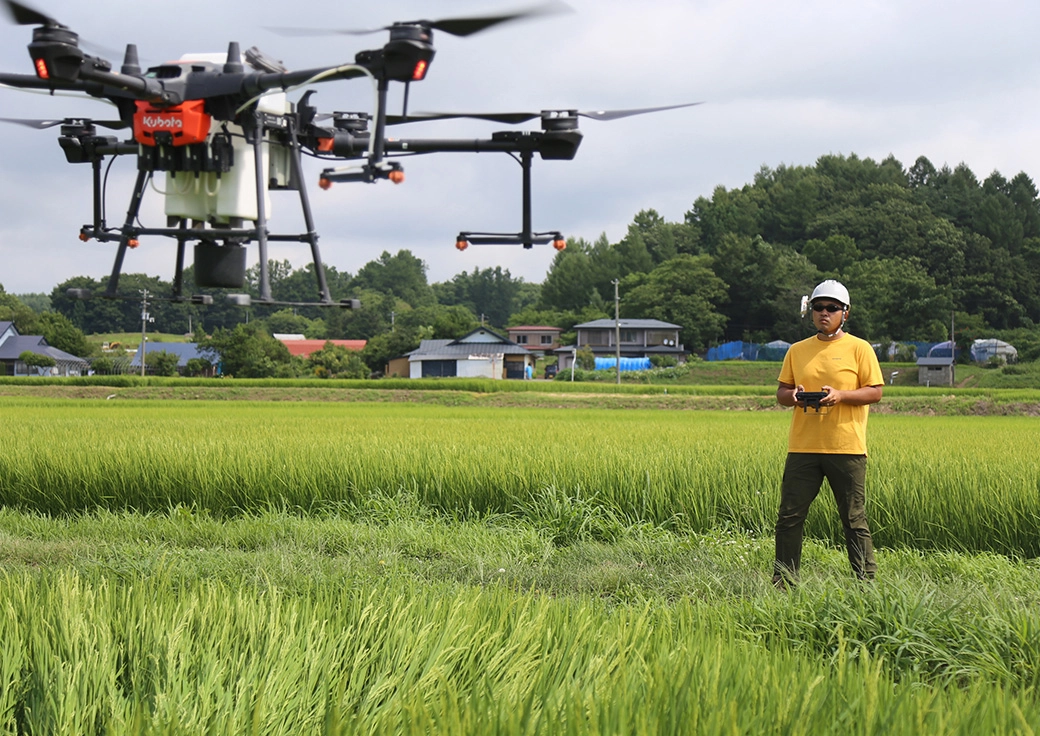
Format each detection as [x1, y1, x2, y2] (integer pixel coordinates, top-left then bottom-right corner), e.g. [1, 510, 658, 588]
[407, 327, 534, 379]
[553, 318, 686, 370]
[0, 321, 90, 377]
[130, 342, 217, 376]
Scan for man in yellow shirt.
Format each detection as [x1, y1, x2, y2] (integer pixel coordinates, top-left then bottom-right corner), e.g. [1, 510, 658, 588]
[774, 280, 884, 587]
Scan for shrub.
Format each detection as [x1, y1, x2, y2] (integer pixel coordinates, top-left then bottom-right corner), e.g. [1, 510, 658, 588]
[145, 350, 180, 377]
[18, 351, 55, 368]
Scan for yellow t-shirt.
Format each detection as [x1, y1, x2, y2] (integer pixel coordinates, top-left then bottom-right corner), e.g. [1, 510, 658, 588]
[778, 333, 883, 454]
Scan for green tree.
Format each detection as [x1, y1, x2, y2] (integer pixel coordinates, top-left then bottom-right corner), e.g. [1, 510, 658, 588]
[35, 312, 92, 357]
[687, 184, 762, 252]
[907, 155, 937, 190]
[0, 289, 37, 328]
[199, 323, 292, 378]
[843, 257, 952, 341]
[146, 350, 180, 377]
[263, 308, 313, 336]
[324, 289, 397, 340]
[433, 266, 526, 328]
[361, 330, 422, 374]
[246, 260, 355, 317]
[802, 234, 860, 275]
[12, 292, 50, 312]
[19, 351, 56, 369]
[765, 250, 825, 343]
[754, 164, 829, 245]
[90, 356, 116, 374]
[351, 250, 434, 308]
[305, 342, 368, 379]
[50, 276, 121, 334]
[539, 239, 598, 311]
[620, 255, 728, 350]
[623, 209, 701, 264]
[184, 357, 212, 377]
[395, 304, 479, 339]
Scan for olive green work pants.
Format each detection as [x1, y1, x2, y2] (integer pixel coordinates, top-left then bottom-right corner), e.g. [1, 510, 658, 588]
[774, 453, 876, 581]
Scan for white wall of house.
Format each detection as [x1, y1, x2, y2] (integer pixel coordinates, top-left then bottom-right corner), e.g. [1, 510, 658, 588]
[409, 355, 505, 379]
[460, 355, 501, 379]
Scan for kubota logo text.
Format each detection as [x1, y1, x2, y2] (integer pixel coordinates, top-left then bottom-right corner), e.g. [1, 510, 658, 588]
[142, 116, 183, 128]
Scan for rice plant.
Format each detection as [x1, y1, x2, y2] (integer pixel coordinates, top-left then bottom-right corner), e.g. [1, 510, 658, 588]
[2, 399, 1039, 555]
[2, 567, 1040, 735]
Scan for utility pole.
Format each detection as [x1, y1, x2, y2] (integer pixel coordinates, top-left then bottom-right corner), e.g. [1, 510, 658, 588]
[139, 289, 153, 377]
[613, 279, 621, 385]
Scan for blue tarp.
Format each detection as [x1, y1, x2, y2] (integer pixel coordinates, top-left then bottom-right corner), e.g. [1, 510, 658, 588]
[758, 340, 791, 361]
[706, 341, 782, 361]
[594, 357, 653, 372]
[926, 341, 962, 359]
[706, 341, 746, 361]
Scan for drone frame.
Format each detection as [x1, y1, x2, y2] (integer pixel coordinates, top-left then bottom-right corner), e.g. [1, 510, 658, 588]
[57, 107, 348, 309]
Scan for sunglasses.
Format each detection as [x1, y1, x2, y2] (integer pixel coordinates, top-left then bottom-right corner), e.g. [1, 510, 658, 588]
[812, 303, 844, 313]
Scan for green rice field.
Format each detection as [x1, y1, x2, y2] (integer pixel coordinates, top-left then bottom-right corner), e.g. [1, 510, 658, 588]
[2, 396, 1040, 733]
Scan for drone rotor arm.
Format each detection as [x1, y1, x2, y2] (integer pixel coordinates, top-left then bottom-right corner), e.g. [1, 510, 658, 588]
[73, 67, 169, 102]
[248, 64, 370, 95]
[0, 71, 88, 91]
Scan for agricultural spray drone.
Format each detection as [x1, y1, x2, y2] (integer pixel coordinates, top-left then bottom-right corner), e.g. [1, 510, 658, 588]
[0, 0, 699, 306]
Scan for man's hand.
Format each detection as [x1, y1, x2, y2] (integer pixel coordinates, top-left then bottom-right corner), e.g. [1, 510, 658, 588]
[777, 382, 804, 407]
[822, 385, 884, 407]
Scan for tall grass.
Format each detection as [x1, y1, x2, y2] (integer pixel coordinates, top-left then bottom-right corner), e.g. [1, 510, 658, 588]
[2, 399, 1039, 556]
[4, 374, 1040, 401]
[2, 568, 1039, 735]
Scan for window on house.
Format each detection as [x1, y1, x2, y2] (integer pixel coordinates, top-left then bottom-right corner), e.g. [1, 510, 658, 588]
[647, 331, 679, 347]
[516, 335, 528, 344]
[540, 335, 553, 345]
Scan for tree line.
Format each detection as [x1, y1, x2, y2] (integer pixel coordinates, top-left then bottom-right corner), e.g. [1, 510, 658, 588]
[5, 152, 1040, 371]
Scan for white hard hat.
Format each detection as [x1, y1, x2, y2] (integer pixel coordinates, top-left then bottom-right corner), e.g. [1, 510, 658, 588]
[810, 279, 850, 307]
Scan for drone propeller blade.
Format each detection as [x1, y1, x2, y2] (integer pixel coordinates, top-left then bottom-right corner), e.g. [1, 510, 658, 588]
[387, 111, 541, 125]
[266, 25, 384, 38]
[576, 102, 704, 121]
[425, 1, 570, 37]
[2, 0, 58, 26]
[0, 116, 128, 130]
[388, 102, 703, 126]
[269, 1, 569, 38]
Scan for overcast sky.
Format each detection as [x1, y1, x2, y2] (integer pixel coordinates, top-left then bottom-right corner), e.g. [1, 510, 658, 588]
[2, 0, 1039, 296]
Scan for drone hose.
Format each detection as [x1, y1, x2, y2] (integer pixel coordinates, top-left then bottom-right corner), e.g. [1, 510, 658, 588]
[234, 64, 379, 162]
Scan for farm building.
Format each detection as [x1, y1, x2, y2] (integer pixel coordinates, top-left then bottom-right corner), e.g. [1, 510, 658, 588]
[407, 327, 533, 379]
[916, 356, 954, 386]
[553, 319, 685, 370]
[0, 321, 89, 377]
[971, 339, 1018, 364]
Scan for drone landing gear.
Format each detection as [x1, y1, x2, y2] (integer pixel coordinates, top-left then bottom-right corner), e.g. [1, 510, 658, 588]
[453, 150, 565, 251]
[78, 110, 348, 308]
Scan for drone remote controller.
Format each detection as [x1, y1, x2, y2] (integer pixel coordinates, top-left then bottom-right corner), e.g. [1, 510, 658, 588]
[794, 391, 828, 412]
